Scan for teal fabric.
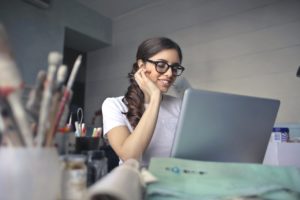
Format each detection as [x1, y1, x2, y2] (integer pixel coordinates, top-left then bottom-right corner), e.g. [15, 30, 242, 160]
[146, 158, 300, 200]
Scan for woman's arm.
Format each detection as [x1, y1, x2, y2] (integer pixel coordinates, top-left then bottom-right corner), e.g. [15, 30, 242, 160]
[105, 68, 161, 161]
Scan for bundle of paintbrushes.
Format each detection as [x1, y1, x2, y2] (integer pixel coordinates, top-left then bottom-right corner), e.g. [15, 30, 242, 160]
[0, 24, 82, 147]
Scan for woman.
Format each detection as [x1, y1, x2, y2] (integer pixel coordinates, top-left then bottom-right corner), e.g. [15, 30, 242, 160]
[102, 37, 185, 167]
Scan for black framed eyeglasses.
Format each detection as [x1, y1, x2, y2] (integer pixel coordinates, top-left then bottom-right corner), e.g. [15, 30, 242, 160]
[145, 59, 185, 76]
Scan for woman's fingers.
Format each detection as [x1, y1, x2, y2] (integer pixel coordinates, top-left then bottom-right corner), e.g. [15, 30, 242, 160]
[139, 68, 148, 79]
[134, 68, 144, 85]
[134, 68, 150, 92]
[134, 68, 160, 98]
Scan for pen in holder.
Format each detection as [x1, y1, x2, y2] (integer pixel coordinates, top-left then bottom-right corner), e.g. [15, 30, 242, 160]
[75, 137, 100, 154]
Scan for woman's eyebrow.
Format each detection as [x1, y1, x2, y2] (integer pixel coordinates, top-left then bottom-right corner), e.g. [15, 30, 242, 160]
[156, 59, 180, 64]
[154, 59, 167, 62]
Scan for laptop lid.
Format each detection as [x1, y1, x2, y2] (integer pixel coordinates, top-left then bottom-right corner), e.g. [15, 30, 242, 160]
[170, 88, 280, 163]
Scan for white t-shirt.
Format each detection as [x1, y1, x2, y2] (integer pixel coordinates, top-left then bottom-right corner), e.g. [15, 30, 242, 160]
[101, 94, 181, 167]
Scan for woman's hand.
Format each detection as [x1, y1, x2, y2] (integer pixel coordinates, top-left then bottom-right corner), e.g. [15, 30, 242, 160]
[134, 68, 161, 101]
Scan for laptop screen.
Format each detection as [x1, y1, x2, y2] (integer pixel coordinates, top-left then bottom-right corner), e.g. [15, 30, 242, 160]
[170, 88, 280, 163]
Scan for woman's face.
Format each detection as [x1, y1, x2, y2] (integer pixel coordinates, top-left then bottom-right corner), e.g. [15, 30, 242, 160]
[139, 49, 180, 93]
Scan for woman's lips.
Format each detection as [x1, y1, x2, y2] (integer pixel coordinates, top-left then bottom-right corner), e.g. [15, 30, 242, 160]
[158, 79, 172, 87]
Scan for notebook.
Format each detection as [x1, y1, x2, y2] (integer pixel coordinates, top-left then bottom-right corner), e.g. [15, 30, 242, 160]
[170, 88, 280, 163]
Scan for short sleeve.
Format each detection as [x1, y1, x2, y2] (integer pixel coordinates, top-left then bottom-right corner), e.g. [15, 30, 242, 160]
[101, 97, 128, 135]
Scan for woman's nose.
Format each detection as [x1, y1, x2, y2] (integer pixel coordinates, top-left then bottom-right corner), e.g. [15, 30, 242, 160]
[164, 66, 173, 77]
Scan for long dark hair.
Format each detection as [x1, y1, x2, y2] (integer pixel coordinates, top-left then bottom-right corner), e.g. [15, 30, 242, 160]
[122, 37, 183, 129]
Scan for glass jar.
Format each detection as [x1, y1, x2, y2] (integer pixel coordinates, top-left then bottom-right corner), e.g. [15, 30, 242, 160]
[61, 155, 87, 200]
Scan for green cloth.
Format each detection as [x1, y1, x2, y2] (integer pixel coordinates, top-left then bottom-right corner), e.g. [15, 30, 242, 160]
[146, 158, 300, 200]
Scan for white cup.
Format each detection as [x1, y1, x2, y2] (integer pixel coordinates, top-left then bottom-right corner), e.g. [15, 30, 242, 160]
[0, 148, 62, 200]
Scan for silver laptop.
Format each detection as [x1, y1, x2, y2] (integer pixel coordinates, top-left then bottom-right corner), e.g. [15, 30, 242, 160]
[170, 88, 280, 163]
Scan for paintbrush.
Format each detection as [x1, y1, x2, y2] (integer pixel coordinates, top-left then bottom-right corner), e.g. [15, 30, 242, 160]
[0, 101, 24, 147]
[44, 64, 68, 146]
[26, 70, 47, 123]
[46, 55, 82, 146]
[0, 97, 23, 146]
[0, 24, 33, 146]
[35, 51, 62, 147]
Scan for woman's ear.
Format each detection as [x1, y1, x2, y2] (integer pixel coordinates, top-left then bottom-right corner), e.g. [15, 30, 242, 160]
[137, 59, 145, 68]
